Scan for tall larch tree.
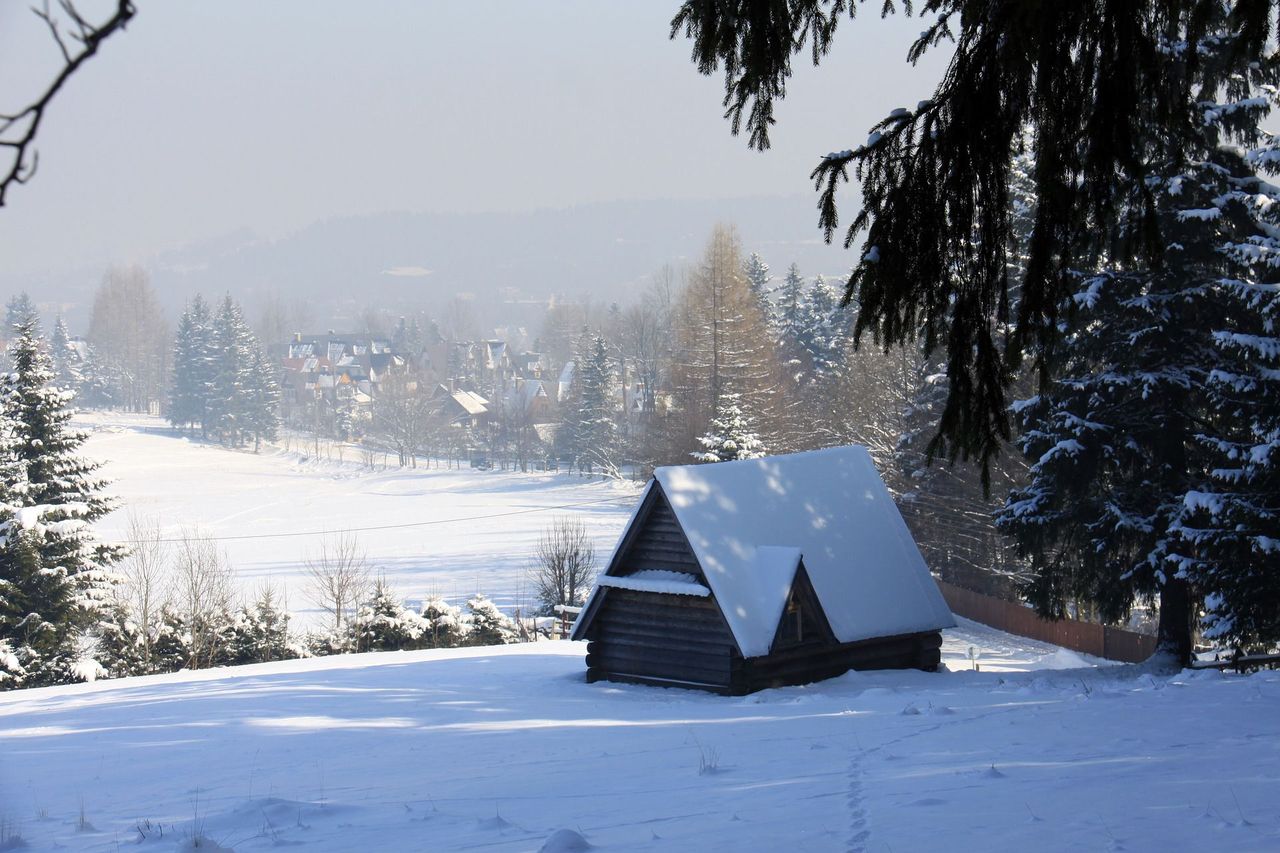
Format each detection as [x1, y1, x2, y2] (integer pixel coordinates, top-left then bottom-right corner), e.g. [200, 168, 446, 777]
[671, 224, 780, 459]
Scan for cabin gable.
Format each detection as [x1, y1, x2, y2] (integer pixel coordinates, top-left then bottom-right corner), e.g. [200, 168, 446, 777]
[607, 483, 702, 580]
[768, 563, 837, 653]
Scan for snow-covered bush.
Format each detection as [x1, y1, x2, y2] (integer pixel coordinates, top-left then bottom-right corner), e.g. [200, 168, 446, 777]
[465, 594, 517, 646]
[353, 580, 425, 652]
[420, 596, 466, 649]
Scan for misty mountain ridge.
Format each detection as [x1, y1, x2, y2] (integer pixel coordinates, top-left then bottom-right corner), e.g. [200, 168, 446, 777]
[7, 195, 858, 331]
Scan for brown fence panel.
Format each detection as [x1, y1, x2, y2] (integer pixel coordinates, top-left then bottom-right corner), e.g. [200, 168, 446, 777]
[936, 580, 1154, 663]
[1103, 627, 1157, 663]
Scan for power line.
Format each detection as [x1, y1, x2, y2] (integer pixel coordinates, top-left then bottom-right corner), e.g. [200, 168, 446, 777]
[132, 493, 634, 544]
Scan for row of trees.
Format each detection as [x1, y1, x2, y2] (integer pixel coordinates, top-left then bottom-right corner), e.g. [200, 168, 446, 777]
[667, 1, 1280, 660]
[170, 293, 280, 450]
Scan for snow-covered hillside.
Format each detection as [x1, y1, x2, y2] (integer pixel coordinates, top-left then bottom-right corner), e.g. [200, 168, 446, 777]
[2, 620, 1276, 853]
[79, 414, 639, 624]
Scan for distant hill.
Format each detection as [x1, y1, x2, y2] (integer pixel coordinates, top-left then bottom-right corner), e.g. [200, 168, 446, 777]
[4, 195, 859, 329]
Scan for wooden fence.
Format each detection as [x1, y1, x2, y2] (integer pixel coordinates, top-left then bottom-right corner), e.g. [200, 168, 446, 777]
[935, 580, 1157, 663]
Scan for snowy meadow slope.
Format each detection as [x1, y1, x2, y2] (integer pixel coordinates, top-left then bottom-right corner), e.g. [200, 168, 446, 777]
[1, 621, 1277, 852]
[79, 414, 640, 624]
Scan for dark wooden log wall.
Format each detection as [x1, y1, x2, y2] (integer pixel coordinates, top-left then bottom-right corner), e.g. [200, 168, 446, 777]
[614, 495, 702, 577]
[585, 588, 735, 689]
[738, 631, 943, 694]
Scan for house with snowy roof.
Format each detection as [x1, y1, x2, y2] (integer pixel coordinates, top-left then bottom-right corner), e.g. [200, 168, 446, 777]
[571, 446, 955, 694]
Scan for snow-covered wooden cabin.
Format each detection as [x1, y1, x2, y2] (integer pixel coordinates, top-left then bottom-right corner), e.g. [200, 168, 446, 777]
[571, 446, 956, 694]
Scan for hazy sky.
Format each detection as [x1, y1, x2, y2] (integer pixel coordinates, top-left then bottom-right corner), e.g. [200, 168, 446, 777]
[0, 2, 951, 276]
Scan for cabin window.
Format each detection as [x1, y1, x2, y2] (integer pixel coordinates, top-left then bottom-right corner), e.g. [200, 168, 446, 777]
[780, 599, 804, 645]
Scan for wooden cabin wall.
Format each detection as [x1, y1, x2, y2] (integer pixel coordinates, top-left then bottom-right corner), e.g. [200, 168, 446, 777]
[736, 631, 944, 694]
[585, 588, 736, 690]
[613, 493, 702, 577]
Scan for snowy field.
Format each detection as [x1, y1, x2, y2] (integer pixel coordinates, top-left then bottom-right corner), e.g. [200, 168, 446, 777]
[78, 413, 640, 624]
[2, 620, 1277, 853]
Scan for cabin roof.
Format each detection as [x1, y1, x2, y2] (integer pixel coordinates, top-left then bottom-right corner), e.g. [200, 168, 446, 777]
[575, 445, 954, 658]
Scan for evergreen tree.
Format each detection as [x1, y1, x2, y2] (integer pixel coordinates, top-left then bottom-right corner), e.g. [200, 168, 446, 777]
[775, 263, 806, 371]
[206, 295, 276, 449]
[76, 343, 115, 409]
[465, 594, 516, 646]
[1172, 145, 1280, 652]
[999, 70, 1280, 663]
[50, 317, 82, 393]
[4, 292, 38, 336]
[573, 334, 621, 475]
[93, 601, 148, 678]
[169, 295, 215, 434]
[0, 319, 123, 685]
[795, 275, 848, 384]
[742, 252, 775, 329]
[420, 596, 465, 648]
[693, 392, 766, 463]
[228, 586, 294, 664]
[243, 344, 281, 451]
[353, 579, 424, 652]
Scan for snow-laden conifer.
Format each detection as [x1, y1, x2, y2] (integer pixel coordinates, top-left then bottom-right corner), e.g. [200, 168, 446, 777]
[693, 392, 766, 463]
[0, 318, 123, 685]
[465, 594, 516, 646]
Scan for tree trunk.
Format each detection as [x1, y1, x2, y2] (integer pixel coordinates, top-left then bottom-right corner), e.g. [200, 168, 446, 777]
[1155, 577, 1193, 668]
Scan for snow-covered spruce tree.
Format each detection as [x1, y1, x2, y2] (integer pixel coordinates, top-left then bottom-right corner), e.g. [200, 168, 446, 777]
[353, 579, 425, 652]
[242, 344, 280, 452]
[465, 594, 516, 646]
[76, 342, 115, 409]
[693, 392, 766, 463]
[795, 275, 850, 385]
[742, 252, 776, 331]
[774, 263, 807, 380]
[0, 318, 123, 685]
[206, 295, 277, 450]
[168, 294, 215, 435]
[5, 292, 38, 336]
[420, 595, 466, 648]
[572, 334, 621, 476]
[999, 62, 1280, 664]
[50, 317, 82, 394]
[228, 586, 295, 664]
[1172, 133, 1280, 652]
[92, 600, 148, 678]
[206, 296, 254, 446]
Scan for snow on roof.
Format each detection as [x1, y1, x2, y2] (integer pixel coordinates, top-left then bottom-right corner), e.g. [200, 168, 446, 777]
[451, 391, 489, 416]
[597, 569, 710, 597]
[654, 446, 954, 656]
[576, 446, 954, 657]
[558, 361, 575, 398]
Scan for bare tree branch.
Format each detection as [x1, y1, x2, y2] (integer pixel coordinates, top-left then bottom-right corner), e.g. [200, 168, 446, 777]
[0, 0, 135, 207]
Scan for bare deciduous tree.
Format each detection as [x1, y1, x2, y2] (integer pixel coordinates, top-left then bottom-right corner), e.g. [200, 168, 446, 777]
[304, 532, 372, 631]
[372, 371, 435, 467]
[86, 266, 169, 413]
[170, 530, 235, 669]
[118, 513, 168, 671]
[531, 517, 596, 614]
[1, 1, 135, 207]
